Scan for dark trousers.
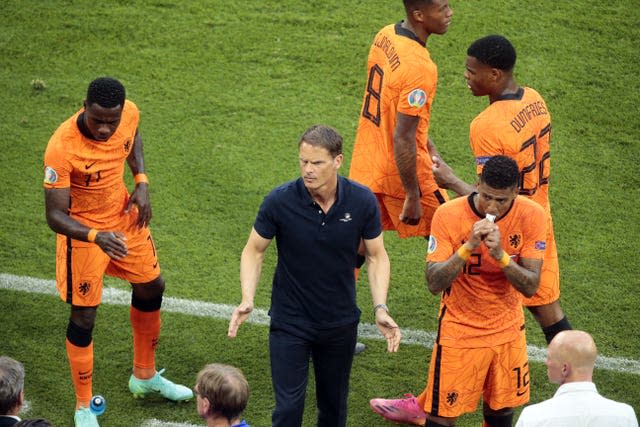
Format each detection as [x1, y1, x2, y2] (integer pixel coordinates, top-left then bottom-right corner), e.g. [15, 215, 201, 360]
[269, 319, 358, 427]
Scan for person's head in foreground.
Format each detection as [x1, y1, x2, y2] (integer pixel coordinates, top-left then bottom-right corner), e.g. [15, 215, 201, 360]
[195, 363, 249, 426]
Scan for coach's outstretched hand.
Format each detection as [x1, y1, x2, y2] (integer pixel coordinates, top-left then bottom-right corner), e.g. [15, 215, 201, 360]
[228, 302, 253, 338]
[375, 311, 402, 352]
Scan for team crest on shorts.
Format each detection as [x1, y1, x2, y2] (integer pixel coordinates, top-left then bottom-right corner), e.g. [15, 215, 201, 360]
[427, 235, 437, 254]
[44, 166, 58, 184]
[445, 390, 459, 406]
[407, 89, 427, 108]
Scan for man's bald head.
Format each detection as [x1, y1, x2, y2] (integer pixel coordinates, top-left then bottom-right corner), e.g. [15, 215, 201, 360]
[546, 330, 597, 384]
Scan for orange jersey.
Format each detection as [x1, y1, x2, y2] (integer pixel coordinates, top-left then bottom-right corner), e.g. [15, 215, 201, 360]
[350, 22, 440, 199]
[427, 194, 547, 348]
[43, 100, 139, 230]
[470, 87, 551, 211]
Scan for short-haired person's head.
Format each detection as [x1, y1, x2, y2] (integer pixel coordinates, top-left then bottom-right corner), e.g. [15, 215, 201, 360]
[195, 364, 249, 422]
[403, 0, 434, 12]
[82, 77, 126, 141]
[546, 330, 597, 385]
[403, 0, 452, 39]
[0, 356, 25, 415]
[480, 155, 519, 190]
[467, 35, 516, 71]
[298, 124, 343, 158]
[475, 156, 519, 219]
[86, 77, 126, 108]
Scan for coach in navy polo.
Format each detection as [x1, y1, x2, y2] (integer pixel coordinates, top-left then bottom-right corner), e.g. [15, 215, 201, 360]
[228, 124, 401, 427]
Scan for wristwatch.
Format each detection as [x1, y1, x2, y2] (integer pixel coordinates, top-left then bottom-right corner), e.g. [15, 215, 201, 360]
[374, 303, 389, 315]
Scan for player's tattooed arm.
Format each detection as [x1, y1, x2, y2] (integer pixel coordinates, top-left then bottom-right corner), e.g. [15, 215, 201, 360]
[426, 255, 466, 295]
[502, 257, 542, 298]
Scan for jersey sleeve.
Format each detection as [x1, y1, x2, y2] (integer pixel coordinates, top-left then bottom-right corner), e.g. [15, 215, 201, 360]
[397, 63, 432, 117]
[426, 205, 454, 263]
[520, 202, 547, 260]
[43, 138, 72, 189]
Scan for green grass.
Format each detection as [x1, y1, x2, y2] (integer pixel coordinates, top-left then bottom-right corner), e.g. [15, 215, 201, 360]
[1, 0, 638, 425]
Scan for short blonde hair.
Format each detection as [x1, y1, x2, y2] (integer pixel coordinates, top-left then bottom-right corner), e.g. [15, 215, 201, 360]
[195, 363, 249, 421]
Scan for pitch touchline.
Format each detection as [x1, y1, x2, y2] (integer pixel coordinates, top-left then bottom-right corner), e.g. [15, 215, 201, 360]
[2, 273, 639, 376]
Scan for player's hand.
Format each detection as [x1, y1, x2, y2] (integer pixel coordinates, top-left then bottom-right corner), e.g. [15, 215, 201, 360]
[467, 218, 497, 248]
[126, 183, 152, 229]
[483, 225, 503, 258]
[375, 312, 402, 352]
[228, 302, 253, 338]
[399, 194, 422, 226]
[431, 155, 456, 189]
[95, 231, 128, 260]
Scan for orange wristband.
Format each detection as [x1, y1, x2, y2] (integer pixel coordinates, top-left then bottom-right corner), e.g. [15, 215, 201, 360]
[134, 173, 149, 185]
[87, 229, 98, 243]
[457, 245, 472, 261]
[498, 251, 511, 268]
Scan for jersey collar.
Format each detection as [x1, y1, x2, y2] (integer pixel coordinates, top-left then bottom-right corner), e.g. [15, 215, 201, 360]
[395, 21, 423, 46]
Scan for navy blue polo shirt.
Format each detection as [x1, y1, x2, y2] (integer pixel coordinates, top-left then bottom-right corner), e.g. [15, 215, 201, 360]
[254, 175, 382, 328]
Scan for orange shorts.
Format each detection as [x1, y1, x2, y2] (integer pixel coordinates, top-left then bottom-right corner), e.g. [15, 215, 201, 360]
[416, 333, 530, 417]
[523, 215, 560, 306]
[376, 189, 448, 238]
[55, 215, 161, 307]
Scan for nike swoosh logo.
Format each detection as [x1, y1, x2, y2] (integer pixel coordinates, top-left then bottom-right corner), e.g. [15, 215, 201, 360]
[85, 161, 97, 169]
[516, 389, 528, 396]
[153, 263, 158, 269]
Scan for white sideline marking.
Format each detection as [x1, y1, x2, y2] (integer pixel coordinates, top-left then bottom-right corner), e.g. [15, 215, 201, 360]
[2, 272, 639, 377]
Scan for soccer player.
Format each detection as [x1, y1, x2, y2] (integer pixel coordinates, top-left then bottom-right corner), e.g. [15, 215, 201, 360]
[349, 0, 453, 355]
[516, 330, 638, 426]
[349, 0, 453, 239]
[43, 77, 192, 427]
[431, 35, 571, 344]
[194, 364, 251, 427]
[228, 125, 401, 427]
[370, 156, 547, 427]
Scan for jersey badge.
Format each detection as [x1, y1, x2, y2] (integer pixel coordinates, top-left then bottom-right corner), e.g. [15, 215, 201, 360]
[535, 241, 546, 250]
[508, 233, 523, 249]
[407, 89, 427, 108]
[124, 139, 132, 153]
[339, 212, 352, 223]
[44, 166, 58, 184]
[427, 235, 437, 254]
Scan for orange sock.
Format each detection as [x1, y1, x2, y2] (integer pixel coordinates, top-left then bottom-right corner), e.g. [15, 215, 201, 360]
[130, 307, 161, 379]
[66, 339, 93, 409]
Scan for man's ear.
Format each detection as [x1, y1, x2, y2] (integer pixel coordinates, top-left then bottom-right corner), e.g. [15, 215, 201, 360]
[202, 396, 211, 415]
[411, 9, 424, 24]
[490, 67, 502, 83]
[561, 362, 571, 380]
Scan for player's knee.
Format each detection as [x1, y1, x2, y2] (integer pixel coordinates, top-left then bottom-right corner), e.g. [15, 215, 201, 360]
[131, 280, 164, 312]
[542, 315, 572, 344]
[69, 306, 97, 331]
[131, 275, 165, 301]
[482, 407, 513, 427]
[66, 318, 94, 347]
